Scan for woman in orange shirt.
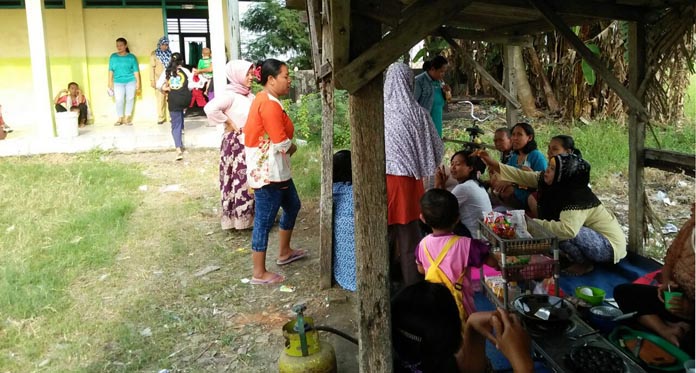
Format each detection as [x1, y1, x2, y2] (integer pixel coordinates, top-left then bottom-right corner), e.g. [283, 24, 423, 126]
[244, 59, 305, 284]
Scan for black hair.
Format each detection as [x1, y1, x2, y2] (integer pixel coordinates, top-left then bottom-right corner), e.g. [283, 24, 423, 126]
[551, 135, 582, 158]
[116, 37, 130, 53]
[259, 58, 287, 85]
[511, 122, 538, 154]
[67, 82, 78, 89]
[420, 189, 459, 230]
[333, 150, 352, 183]
[392, 281, 461, 373]
[423, 55, 448, 71]
[450, 150, 486, 188]
[494, 127, 511, 138]
[165, 56, 183, 80]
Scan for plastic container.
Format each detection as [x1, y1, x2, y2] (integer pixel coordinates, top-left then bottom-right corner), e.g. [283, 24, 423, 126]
[575, 286, 606, 306]
[55, 111, 79, 138]
[609, 326, 692, 372]
[589, 305, 623, 334]
[685, 360, 695, 373]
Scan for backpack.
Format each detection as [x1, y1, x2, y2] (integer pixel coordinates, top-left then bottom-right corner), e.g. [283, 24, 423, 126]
[423, 236, 469, 322]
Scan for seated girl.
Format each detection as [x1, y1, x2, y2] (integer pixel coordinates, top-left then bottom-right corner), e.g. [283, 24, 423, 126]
[528, 135, 582, 217]
[480, 151, 626, 276]
[435, 150, 492, 239]
[332, 150, 356, 291]
[614, 203, 694, 355]
[489, 122, 547, 213]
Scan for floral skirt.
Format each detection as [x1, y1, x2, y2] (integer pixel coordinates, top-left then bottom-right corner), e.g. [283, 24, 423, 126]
[220, 131, 254, 230]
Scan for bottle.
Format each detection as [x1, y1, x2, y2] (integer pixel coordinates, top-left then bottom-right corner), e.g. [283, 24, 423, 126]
[107, 88, 114, 97]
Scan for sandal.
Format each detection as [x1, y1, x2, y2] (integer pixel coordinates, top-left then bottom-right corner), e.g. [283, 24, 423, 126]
[250, 273, 285, 285]
[276, 249, 307, 266]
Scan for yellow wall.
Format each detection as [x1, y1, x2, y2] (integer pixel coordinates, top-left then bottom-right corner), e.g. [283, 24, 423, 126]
[0, 1, 166, 126]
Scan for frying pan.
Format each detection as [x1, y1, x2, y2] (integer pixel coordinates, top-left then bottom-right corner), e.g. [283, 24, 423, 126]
[513, 294, 576, 329]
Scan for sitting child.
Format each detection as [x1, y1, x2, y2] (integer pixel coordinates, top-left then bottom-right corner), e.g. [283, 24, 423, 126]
[415, 189, 494, 322]
[392, 281, 533, 373]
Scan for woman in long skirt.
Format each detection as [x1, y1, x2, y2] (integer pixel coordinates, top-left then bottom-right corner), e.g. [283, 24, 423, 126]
[204, 60, 256, 230]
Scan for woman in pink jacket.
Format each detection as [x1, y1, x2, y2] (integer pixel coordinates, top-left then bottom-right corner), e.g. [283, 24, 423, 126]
[204, 60, 256, 230]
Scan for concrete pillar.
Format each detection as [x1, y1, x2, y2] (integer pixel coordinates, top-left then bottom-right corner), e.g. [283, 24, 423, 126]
[26, 0, 55, 136]
[227, 0, 241, 60]
[209, 0, 227, 95]
[66, 0, 90, 99]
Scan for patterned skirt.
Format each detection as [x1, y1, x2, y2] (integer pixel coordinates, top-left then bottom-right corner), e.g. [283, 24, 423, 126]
[220, 131, 254, 230]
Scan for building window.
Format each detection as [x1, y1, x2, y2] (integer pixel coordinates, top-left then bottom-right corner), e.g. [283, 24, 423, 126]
[0, 0, 65, 8]
[83, 0, 208, 8]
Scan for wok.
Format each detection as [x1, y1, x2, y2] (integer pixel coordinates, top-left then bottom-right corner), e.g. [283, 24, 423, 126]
[513, 294, 576, 330]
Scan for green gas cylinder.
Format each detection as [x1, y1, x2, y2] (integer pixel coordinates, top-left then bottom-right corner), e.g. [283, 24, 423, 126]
[278, 304, 336, 373]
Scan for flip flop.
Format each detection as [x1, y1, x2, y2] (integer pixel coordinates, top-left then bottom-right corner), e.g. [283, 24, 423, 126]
[250, 273, 285, 285]
[276, 249, 307, 266]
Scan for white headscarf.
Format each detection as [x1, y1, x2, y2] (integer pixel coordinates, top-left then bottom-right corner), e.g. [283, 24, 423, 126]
[384, 63, 444, 179]
[224, 60, 253, 96]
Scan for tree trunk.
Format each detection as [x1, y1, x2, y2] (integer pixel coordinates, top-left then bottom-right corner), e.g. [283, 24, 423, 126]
[511, 46, 541, 117]
[527, 46, 560, 113]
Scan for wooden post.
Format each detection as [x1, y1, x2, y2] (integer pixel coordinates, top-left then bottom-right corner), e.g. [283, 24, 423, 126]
[441, 32, 521, 109]
[504, 45, 518, 126]
[317, 0, 334, 289]
[628, 22, 647, 255]
[350, 12, 391, 373]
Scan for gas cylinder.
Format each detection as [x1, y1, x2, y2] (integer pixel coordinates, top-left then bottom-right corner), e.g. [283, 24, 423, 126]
[278, 304, 337, 373]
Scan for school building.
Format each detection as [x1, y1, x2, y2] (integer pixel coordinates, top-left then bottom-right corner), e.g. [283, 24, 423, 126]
[0, 0, 238, 135]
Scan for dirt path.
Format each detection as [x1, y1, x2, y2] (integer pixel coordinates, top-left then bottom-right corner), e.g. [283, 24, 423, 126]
[59, 149, 690, 372]
[60, 149, 358, 372]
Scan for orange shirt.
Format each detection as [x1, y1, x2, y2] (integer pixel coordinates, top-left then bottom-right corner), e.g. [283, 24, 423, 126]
[243, 91, 295, 188]
[244, 91, 294, 147]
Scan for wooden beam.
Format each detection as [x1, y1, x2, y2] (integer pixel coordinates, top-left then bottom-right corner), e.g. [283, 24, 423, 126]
[318, 0, 333, 290]
[330, 0, 350, 89]
[486, 15, 587, 35]
[628, 22, 647, 255]
[306, 0, 322, 79]
[504, 45, 519, 126]
[644, 148, 696, 177]
[354, 0, 402, 27]
[335, 0, 471, 94]
[467, 0, 651, 23]
[350, 11, 391, 373]
[528, 0, 648, 117]
[441, 30, 522, 109]
[439, 27, 532, 46]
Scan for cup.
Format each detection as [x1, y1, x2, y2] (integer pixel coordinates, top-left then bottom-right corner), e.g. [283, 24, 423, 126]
[663, 291, 683, 310]
[684, 359, 695, 373]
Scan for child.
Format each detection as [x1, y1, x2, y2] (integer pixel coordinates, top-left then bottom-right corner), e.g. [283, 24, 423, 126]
[196, 47, 214, 99]
[435, 150, 492, 239]
[156, 53, 193, 161]
[415, 189, 493, 321]
[392, 281, 533, 373]
[528, 135, 583, 217]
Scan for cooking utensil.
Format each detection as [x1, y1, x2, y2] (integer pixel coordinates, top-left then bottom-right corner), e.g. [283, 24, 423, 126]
[612, 311, 638, 322]
[632, 336, 644, 358]
[569, 329, 601, 341]
[534, 297, 563, 320]
[566, 345, 626, 373]
[589, 305, 623, 333]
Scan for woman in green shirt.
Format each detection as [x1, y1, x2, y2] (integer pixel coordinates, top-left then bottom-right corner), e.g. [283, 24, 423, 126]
[480, 151, 626, 276]
[108, 37, 141, 126]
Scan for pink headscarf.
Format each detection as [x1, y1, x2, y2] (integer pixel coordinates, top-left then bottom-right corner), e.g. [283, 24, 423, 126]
[225, 60, 253, 96]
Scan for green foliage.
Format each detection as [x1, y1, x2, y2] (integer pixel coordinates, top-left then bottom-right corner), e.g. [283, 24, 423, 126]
[241, 0, 312, 70]
[284, 90, 351, 148]
[412, 36, 449, 63]
[581, 43, 601, 86]
[685, 74, 696, 122]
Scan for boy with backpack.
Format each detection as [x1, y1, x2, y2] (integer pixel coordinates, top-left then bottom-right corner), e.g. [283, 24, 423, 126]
[415, 189, 495, 322]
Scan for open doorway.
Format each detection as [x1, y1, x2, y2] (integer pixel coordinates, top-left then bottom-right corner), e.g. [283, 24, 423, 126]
[166, 9, 210, 69]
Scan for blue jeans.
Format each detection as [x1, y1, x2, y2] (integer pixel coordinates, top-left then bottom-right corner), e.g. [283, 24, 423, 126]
[251, 180, 301, 252]
[170, 110, 184, 148]
[114, 81, 136, 117]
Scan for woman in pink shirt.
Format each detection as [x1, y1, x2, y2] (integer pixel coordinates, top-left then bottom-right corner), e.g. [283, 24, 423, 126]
[204, 60, 256, 231]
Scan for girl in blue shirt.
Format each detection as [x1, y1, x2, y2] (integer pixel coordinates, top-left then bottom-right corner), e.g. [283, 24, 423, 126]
[108, 37, 141, 126]
[490, 122, 547, 211]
